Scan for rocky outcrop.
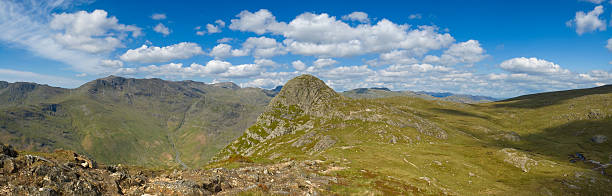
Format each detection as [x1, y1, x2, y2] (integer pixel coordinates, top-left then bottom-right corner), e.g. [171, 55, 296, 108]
[0, 143, 335, 195]
[268, 74, 342, 116]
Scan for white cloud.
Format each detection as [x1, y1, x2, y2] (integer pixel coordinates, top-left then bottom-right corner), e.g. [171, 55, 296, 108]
[230, 9, 455, 58]
[499, 57, 570, 75]
[567, 5, 606, 35]
[342, 11, 369, 23]
[409, 14, 422, 19]
[242, 36, 287, 58]
[423, 40, 487, 66]
[240, 78, 284, 88]
[229, 9, 281, 34]
[254, 59, 279, 67]
[120, 42, 204, 63]
[206, 23, 221, 34]
[200, 60, 232, 74]
[313, 58, 337, 68]
[0, 0, 124, 73]
[0, 68, 84, 88]
[151, 13, 167, 20]
[580, 0, 604, 4]
[50, 9, 141, 54]
[217, 38, 233, 43]
[209, 43, 248, 59]
[368, 50, 420, 66]
[292, 60, 307, 70]
[606, 38, 612, 52]
[205, 20, 225, 34]
[100, 59, 123, 68]
[220, 64, 262, 78]
[320, 65, 374, 79]
[154, 23, 170, 36]
[115, 60, 261, 79]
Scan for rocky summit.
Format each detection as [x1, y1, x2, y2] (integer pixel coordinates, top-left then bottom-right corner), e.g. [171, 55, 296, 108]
[1, 74, 612, 195]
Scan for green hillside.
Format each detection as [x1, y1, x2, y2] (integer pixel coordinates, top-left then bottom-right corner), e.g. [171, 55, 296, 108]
[214, 74, 612, 195]
[0, 76, 274, 168]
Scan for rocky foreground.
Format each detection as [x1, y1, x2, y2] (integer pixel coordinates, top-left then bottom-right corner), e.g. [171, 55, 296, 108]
[0, 143, 337, 195]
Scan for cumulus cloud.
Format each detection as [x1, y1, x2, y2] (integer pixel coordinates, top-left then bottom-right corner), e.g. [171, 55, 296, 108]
[205, 20, 226, 34]
[341, 11, 369, 23]
[313, 58, 337, 68]
[292, 60, 307, 71]
[423, 40, 487, 66]
[154, 23, 170, 36]
[0, 0, 128, 73]
[606, 38, 612, 52]
[567, 5, 606, 35]
[50, 9, 142, 54]
[320, 65, 374, 79]
[240, 78, 285, 88]
[368, 50, 420, 66]
[254, 59, 279, 67]
[115, 60, 262, 79]
[209, 43, 248, 59]
[100, 59, 124, 68]
[120, 42, 204, 63]
[242, 36, 287, 58]
[229, 9, 455, 57]
[229, 9, 281, 34]
[499, 57, 570, 75]
[151, 13, 167, 20]
[0, 68, 84, 88]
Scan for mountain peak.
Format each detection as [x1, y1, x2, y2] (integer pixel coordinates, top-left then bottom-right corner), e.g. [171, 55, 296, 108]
[269, 74, 340, 115]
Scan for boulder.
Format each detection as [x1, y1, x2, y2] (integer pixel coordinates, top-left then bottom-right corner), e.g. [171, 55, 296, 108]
[498, 148, 538, 172]
[592, 135, 607, 144]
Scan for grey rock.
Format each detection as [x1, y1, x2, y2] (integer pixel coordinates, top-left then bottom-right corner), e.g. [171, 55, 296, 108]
[311, 136, 336, 154]
[592, 135, 607, 144]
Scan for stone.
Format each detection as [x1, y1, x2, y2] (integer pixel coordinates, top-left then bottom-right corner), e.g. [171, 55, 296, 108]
[2, 158, 15, 173]
[310, 136, 336, 154]
[592, 135, 607, 144]
[498, 148, 538, 172]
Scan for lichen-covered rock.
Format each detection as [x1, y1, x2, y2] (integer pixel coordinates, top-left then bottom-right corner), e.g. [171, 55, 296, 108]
[498, 148, 538, 172]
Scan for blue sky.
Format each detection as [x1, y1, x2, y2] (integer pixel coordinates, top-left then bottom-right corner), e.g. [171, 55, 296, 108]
[1, 0, 612, 98]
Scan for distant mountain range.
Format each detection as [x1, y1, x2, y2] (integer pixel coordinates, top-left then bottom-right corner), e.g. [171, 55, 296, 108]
[0, 76, 277, 168]
[342, 87, 500, 103]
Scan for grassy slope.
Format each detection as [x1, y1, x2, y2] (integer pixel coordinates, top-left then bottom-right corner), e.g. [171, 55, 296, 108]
[215, 80, 612, 195]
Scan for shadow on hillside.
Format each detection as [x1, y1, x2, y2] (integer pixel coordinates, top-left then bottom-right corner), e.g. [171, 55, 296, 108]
[492, 85, 612, 109]
[489, 117, 612, 164]
[429, 108, 490, 120]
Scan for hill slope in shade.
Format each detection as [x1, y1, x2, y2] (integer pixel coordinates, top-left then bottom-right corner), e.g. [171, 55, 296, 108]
[0, 76, 275, 168]
[215, 74, 612, 195]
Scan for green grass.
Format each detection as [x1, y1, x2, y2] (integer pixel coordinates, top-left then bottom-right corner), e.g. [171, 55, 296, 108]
[214, 83, 612, 195]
